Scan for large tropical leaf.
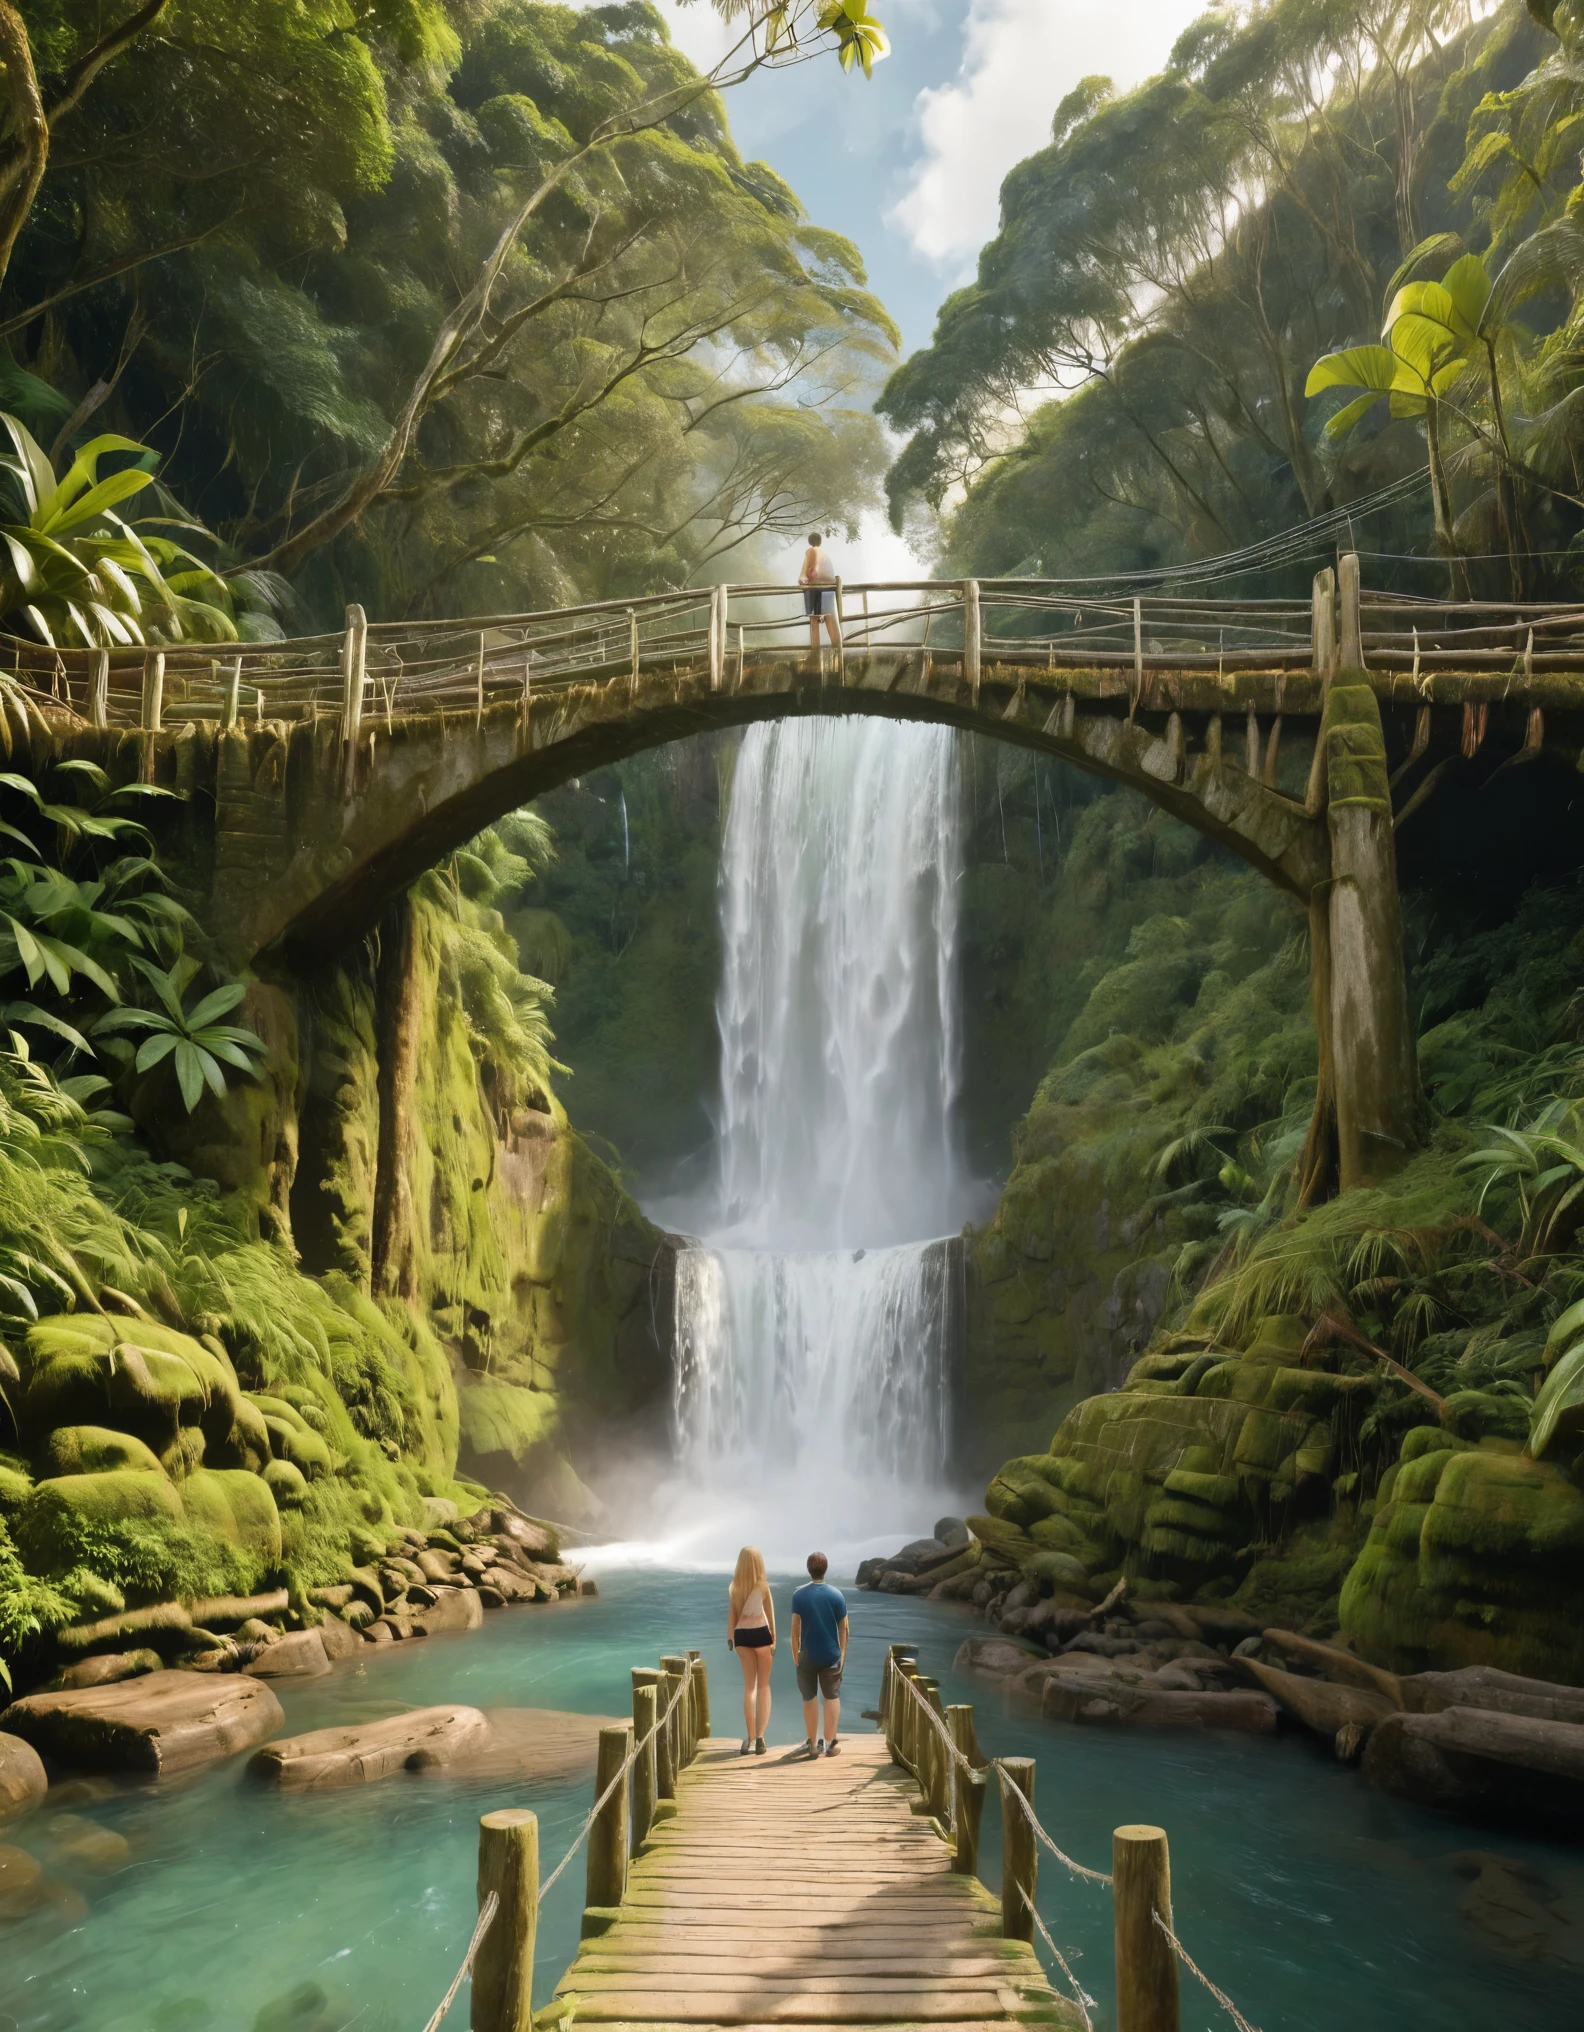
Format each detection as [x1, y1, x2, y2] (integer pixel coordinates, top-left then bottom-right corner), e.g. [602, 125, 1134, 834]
[1529, 1340, 1584, 1457]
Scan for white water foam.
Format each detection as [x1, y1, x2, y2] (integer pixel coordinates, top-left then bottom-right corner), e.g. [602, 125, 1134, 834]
[606, 716, 981, 1570]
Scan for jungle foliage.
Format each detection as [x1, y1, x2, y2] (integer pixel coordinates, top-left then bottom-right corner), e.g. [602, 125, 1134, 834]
[0, 1, 895, 623]
[883, 0, 1584, 598]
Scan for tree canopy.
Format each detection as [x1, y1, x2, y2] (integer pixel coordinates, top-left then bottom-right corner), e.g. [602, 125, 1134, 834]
[0, 1, 896, 619]
[881, 0, 1584, 598]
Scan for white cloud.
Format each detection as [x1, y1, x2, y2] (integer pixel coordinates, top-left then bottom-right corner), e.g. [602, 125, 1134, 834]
[891, 0, 1208, 272]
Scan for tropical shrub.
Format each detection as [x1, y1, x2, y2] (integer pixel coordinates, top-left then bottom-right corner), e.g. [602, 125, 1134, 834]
[0, 415, 235, 648]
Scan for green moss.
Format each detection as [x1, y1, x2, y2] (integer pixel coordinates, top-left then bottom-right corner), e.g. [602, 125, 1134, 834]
[1321, 678, 1391, 812]
[181, 1467, 282, 1565]
[43, 1426, 164, 1476]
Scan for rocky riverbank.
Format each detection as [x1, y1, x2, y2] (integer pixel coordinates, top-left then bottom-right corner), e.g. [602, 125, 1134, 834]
[861, 1523, 1584, 1834]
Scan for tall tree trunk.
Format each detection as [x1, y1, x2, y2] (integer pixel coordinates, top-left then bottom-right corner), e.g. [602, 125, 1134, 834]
[0, 6, 48, 291]
[371, 892, 421, 1299]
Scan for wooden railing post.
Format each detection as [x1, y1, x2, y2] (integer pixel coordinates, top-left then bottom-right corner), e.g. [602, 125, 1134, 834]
[628, 608, 640, 693]
[631, 1670, 659, 1848]
[886, 1645, 916, 1766]
[708, 585, 726, 691]
[920, 1678, 950, 1823]
[1113, 1824, 1180, 2032]
[835, 576, 845, 685]
[997, 1756, 1037, 1943]
[89, 649, 109, 730]
[652, 1664, 677, 1803]
[341, 603, 368, 749]
[223, 655, 242, 734]
[660, 1655, 688, 1774]
[947, 1706, 985, 1878]
[585, 1722, 631, 1912]
[898, 1658, 923, 1775]
[688, 1649, 710, 1738]
[141, 650, 164, 733]
[473, 1808, 537, 2032]
[963, 579, 981, 700]
[1311, 566, 1336, 679]
[1338, 552, 1363, 669]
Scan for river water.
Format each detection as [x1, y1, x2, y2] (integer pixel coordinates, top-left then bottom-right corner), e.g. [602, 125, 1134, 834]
[3, 1570, 1579, 2032]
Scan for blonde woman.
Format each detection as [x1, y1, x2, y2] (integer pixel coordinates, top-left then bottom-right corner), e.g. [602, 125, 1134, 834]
[727, 1545, 775, 1755]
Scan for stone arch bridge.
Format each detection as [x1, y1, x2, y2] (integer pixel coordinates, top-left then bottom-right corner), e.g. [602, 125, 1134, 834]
[15, 557, 1584, 1199]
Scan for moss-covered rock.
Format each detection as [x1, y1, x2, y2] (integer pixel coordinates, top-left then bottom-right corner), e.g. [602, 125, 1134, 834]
[43, 1427, 164, 1477]
[1341, 1440, 1584, 1683]
[29, 1468, 184, 1538]
[180, 1468, 282, 1565]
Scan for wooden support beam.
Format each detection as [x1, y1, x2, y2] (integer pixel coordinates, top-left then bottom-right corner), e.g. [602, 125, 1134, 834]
[1113, 1824, 1179, 2032]
[631, 1671, 659, 1850]
[473, 1808, 537, 2032]
[708, 585, 726, 691]
[1312, 565, 1336, 678]
[963, 579, 981, 701]
[997, 1757, 1036, 1943]
[586, 1722, 632, 1911]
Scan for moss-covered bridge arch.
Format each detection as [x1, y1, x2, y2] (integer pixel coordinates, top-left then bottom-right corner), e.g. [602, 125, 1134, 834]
[37, 584, 1584, 1201]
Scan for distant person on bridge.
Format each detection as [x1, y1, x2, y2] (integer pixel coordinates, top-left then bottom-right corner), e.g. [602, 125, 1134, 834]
[790, 1550, 848, 1756]
[799, 531, 841, 658]
[728, 1544, 775, 1755]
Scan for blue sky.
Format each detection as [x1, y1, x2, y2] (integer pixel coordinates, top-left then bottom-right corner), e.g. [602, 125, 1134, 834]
[659, 0, 1212, 356]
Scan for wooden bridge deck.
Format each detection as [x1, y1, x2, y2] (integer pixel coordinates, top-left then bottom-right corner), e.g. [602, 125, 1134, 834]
[553, 1732, 1067, 2029]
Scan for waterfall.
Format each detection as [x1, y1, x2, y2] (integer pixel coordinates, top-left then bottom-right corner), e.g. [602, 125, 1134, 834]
[666, 716, 974, 1562]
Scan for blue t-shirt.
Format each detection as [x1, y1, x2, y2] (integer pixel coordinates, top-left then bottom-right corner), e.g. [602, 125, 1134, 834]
[791, 1581, 848, 1666]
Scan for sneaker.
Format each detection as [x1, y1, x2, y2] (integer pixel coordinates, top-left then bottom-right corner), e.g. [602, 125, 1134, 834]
[815, 1737, 826, 1756]
[754, 1737, 767, 1756]
[826, 1738, 841, 1756]
[803, 1739, 818, 1757]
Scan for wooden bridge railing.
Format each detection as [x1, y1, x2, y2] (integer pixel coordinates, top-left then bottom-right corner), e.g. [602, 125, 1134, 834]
[880, 1643, 1264, 2032]
[8, 556, 1584, 735]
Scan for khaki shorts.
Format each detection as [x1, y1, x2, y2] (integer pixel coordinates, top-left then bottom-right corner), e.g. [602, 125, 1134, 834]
[796, 1656, 843, 1701]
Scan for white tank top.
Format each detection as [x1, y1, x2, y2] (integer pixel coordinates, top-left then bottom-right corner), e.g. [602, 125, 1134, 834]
[735, 1586, 769, 1628]
[808, 547, 833, 583]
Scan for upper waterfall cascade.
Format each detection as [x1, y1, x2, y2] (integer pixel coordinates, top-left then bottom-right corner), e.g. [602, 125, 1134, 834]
[666, 717, 978, 1561]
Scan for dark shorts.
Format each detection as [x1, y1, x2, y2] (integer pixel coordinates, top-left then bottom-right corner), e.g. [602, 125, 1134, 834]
[797, 1656, 843, 1701]
[734, 1627, 773, 1649]
[804, 587, 835, 617]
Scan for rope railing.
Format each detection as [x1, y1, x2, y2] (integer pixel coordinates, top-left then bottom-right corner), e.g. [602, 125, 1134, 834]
[418, 1891, 499, 2032]
[887, 1651, 1264, 2032]
[418, 1654, 697, 2032]
[1153, 1909, 1265, 2032]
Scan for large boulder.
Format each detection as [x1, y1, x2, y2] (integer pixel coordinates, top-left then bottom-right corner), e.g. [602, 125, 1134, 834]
[2, 1668, 284, 1775]
[410, 1589, 484, 1637]
[41, 1426, 164, 1477]
[243, 1630, 330, 1679]
[1363, 1707, 1584, 1828]
[180, 1468, 282, 1564]
[1042, 1681, 1278, 1732]
[248, 1706, 492, 1789]
[1340, 1433, 1584, 1684]
[0, 1733, 47, 1821]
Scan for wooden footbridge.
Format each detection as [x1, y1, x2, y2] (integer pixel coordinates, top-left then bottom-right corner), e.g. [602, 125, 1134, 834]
[12, 557, 1581, 1199]
[451, 1645, 1227, 2032]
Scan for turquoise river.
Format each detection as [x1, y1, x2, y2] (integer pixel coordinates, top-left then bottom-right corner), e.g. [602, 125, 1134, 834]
[1, 1568, 1579, 2032]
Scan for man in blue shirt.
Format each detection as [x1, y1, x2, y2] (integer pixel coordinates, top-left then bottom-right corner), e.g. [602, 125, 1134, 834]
[789, 1551, 849, 1757]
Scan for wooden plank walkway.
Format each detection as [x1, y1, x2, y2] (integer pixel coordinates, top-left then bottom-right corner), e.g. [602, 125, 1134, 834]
[552, 1732, 1070, 2030]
